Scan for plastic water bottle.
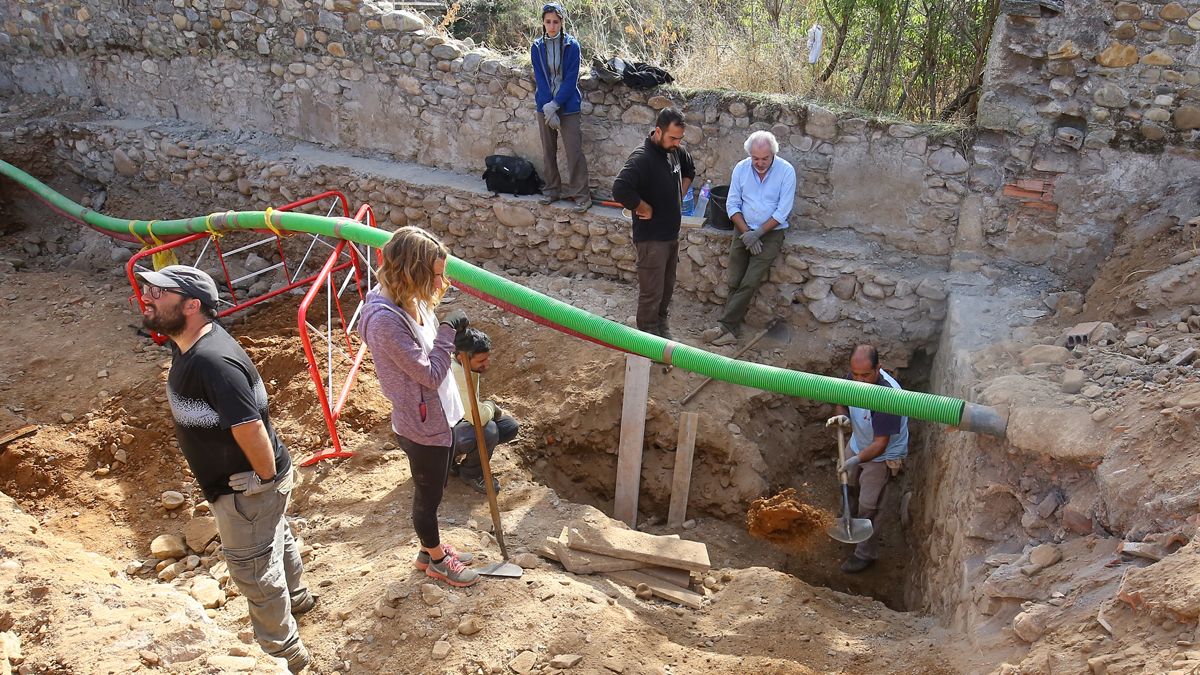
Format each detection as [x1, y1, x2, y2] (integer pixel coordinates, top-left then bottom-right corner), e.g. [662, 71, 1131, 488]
[694, 180, 712, 220]
[681, 186, 695, 216]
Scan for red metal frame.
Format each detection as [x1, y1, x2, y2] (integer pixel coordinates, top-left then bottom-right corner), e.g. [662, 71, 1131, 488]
[126, 191, 352, 346]
[294, 201, 378, 466]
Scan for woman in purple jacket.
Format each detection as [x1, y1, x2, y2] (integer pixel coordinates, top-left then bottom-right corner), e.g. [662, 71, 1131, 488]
[359, 227, 479, 587]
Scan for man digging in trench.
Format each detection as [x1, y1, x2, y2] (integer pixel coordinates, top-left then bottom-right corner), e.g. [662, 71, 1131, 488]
[450, 327, 520, 494]
[137, 265, 315, 673]
[826, 345, 909, 574]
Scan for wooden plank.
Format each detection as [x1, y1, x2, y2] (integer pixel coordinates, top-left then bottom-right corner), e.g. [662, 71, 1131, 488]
[639, 565, 692, 589]
[667, 412, 698, 528]
[546, 526, 680, 574]
[613, 354, 652, 527]
[605, 569, 703, 609]
[546, 535, 645, 573]
[0, 424, 38, 447]
[567, 524, 710, 574]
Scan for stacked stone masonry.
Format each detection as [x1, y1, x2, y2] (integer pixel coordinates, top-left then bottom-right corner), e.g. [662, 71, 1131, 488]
[0, 116, 948, 346]
[0, 0, 979, 263]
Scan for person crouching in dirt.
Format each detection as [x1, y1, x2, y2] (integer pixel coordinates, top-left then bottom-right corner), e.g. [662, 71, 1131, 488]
[449, 327, 520, 494]
[825, 344, 909, 574]
[358, 226, 480, 588]
[136, 265, 314, 673]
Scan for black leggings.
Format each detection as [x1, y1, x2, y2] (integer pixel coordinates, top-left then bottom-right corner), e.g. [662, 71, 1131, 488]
[396, 435, 452, 549]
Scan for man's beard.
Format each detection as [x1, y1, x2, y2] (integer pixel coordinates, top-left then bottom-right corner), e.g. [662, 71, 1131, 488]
[144, 305, 186, 336]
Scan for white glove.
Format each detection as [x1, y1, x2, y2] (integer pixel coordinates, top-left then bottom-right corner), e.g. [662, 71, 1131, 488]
[228, 470, 276, 496]
[841, 455, 862, 472]
[825, 415, 851, 428]
[740, 228, 764, 255]
[543, 101, 560, 129]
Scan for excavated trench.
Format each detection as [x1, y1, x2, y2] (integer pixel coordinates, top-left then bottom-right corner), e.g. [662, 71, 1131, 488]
[0, 157, 968, 621]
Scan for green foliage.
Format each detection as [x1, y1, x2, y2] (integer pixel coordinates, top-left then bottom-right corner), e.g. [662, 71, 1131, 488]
[439, 0, 996, 121]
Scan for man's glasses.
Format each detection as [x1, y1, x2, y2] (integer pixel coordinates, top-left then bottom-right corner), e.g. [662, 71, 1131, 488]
[142, 285, 189, 300]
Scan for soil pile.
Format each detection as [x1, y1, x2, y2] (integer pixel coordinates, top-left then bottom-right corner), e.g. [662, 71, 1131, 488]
[746, 488, 834, 543]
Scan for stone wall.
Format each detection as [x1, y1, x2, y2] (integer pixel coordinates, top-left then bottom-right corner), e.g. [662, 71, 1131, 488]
[965, 0, 1200, 286]
[0, 0, 975, 261]
[0, 114, 948, 348]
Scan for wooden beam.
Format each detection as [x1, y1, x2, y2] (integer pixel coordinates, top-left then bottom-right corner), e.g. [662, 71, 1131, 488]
[567, 524, 710, 574]
[667, 412, 698, 528]
[605, 569, 703, 609]
[613, 354, 652, 527]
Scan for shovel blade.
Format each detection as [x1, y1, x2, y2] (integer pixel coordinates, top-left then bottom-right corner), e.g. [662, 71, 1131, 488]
[825, 518, 874, 544]
[476, 561, 524, 578]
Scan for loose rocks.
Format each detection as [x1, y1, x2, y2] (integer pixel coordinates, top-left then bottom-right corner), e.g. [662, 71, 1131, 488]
[150, 534, 187, 560]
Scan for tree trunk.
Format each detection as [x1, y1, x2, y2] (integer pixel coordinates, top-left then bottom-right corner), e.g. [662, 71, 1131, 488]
[852, 12, 883, 102]
[818, 0, 857, 82]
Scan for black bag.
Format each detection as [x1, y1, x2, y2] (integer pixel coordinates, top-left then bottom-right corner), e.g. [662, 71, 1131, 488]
[482, 155, 542, 196]
[622, 62, 674, 89]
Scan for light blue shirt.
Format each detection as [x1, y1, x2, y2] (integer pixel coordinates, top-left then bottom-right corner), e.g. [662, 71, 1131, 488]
[726, 155, 797, 230]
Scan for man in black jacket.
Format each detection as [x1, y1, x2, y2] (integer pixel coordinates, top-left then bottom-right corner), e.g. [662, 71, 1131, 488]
[612, 108, 695, 339]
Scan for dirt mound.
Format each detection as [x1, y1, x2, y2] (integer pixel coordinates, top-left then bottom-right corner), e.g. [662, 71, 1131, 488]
[746, 488, 834, 543]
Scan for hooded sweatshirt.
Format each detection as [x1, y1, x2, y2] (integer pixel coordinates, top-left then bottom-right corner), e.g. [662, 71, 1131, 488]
[358, 288, 463, 446]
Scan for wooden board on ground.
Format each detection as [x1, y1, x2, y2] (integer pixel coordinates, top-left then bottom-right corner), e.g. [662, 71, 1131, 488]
[0, 424, 38, 447]
[544, 535, 644, 573]
[638, 565, 692, 589]
[605, 569, 703, 609]
[567, 523, 710, 574]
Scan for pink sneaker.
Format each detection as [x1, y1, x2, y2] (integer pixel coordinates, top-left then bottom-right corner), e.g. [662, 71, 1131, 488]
[425, 554, 479, 587]
[414, 544, 475, 571]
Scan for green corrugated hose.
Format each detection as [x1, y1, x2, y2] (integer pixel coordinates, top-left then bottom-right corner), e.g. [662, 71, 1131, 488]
[0, 159, 1006, 435]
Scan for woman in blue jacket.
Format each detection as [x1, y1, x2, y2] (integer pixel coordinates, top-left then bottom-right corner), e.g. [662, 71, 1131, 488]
[531, 3, 591, 213]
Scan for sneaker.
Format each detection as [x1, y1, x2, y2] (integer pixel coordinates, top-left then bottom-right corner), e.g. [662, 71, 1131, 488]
[415, 544, 475, 571]
[426, 554, 480, 587]
[283, 640, 311, 673]
[840, 555, 874, 574]
[291, 591, 318, 617]
[462, 474, 500, 495]
[538, 195, 559, 205]
[572, 200, 592, 213]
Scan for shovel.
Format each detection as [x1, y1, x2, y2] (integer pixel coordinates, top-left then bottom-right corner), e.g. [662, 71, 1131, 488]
[826, 424, 874, 545]
[681, 318, 791, 405]
[459, 353, 523, 578]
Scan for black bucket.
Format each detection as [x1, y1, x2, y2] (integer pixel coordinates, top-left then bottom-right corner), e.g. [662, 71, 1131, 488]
[706, 185, 733, 230]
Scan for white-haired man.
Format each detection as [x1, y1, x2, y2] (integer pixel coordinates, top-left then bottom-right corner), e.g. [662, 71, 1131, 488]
[703, 131, 796, 346]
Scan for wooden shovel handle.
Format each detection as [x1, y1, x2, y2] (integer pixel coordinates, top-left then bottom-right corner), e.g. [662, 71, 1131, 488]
[459, 352, 509, 560]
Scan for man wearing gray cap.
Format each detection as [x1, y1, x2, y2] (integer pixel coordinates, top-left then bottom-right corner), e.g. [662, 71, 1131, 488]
[137, 265, 313, 673]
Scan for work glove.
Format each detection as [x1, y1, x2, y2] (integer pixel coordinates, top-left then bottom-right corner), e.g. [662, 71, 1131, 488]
[543, 102, 561, 130]
[841, 455, 862, 472]
[440, 309, 469, 332]
[740, 228, 764, 255]
[825, 415, 851, 428]
[228, 471, 276, 496]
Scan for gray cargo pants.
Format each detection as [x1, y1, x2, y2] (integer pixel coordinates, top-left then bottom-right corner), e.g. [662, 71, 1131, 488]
[210, 469, 309, 663]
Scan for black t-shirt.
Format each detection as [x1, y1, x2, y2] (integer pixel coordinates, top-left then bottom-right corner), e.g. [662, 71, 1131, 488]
[167, 323, 291, 503]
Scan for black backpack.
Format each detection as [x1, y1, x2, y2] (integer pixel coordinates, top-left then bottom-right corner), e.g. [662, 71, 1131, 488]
[482, 155, 543, 196]
[622, 62, 674, 89]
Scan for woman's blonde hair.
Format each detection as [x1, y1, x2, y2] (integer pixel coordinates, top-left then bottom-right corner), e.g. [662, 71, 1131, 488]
[377, 226, 450, 314]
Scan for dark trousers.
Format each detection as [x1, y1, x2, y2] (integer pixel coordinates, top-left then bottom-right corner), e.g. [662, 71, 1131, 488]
[634, 239, 679, 334]
[720, 228, 785, 334]
[396, 435, 452, 549]
[452, 414, 520, 480]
